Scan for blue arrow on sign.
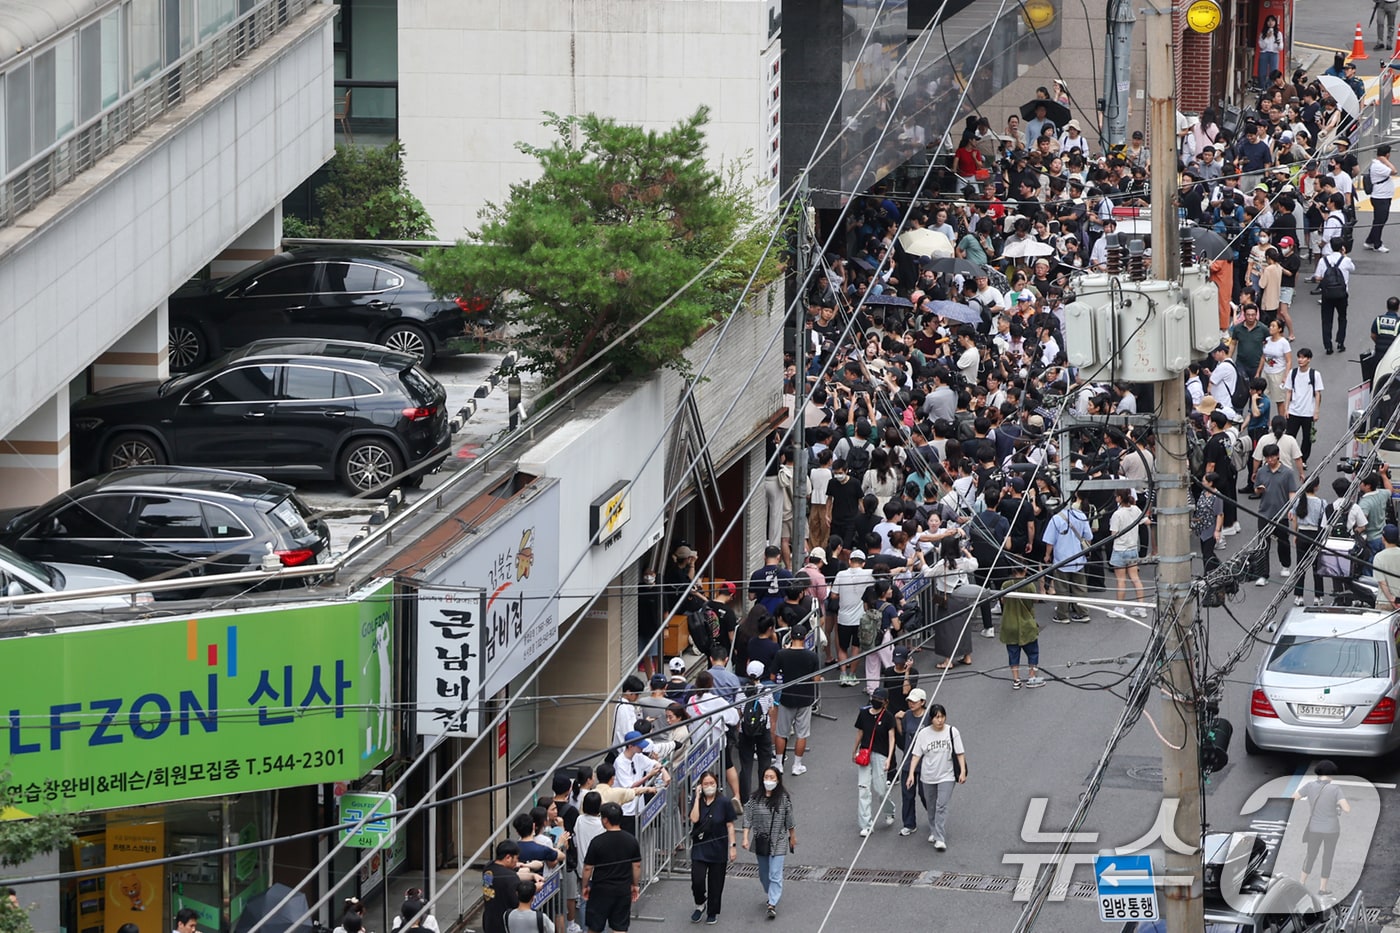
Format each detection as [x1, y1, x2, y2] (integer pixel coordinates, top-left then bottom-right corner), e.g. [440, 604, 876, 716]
[1094, 854, 1155, 897]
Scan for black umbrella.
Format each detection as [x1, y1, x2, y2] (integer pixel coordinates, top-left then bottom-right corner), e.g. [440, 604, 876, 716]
[924, 257, 985, 278]
[232, 884, 317, 933]
[1018, 99, 1072, 130]
[1184, 227, 1233, 261]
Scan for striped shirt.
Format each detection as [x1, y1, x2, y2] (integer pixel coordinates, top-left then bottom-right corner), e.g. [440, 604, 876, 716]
[744, 790, 796, 838]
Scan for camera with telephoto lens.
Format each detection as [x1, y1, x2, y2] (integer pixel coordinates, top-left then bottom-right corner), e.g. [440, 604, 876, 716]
[1337, 458, 1361, 474]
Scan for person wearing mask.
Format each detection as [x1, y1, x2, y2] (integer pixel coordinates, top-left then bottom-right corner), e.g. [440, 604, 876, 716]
[904, 704, 967, 850]
[1277, 236, 1300, 340]
[851, 687, 897, 836]
[687, 771, 737, 925]
[742, 766, 797, 919]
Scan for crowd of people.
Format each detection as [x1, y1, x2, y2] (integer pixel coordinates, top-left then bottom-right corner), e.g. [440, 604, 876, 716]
[466, 57, 1400, 933]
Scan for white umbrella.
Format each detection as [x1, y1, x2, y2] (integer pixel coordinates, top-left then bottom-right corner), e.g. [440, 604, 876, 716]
[1001, 237, 1056, 259]
[897, 228, 954, 258]
[1318, 74, 1360, 119]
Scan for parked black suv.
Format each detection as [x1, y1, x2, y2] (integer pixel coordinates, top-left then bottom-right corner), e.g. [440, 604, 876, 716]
[168, 246, 478, 370]
[71, 340, 452, 495]
[0, 467, 331, 589]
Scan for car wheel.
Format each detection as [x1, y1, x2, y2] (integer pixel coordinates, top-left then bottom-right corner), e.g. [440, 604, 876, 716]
[1244, 731, 1259, 755]
[380, 324, 433, 367]
[104, 432, 166, 471]
[168, 322, 207, 371]
[339, 438, 404, 497]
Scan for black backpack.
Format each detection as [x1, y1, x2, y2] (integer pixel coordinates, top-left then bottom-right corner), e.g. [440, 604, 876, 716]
[1227, 360, 1251, 411]
[844, 440, 872, 481]
[1319, 255, 1347, 300]
[739, 684, 768, 737]
[687, 608, 719, 657]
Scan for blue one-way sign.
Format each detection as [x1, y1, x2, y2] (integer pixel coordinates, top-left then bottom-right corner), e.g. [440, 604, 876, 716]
[1094, 854, 1158, 923]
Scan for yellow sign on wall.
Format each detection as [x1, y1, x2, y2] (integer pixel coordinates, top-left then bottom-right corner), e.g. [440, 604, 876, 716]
[106, 812, 165, 931]
[1186, 0, 1222, 33]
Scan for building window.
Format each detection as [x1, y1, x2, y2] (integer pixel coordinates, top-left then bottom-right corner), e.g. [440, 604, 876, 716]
[101, 9, 124, 109]
[6, 62, 31, 172]
[130, 0, 163, 85]
[199, 0, 237, 41]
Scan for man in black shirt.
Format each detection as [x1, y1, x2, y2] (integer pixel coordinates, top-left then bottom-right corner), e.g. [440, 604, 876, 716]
[483, 841, 539, 933]
[1201, 411, 1238, 533]
[772, 626, 822, 775]
[827, 461, 864, 547]
[879, 646, 920, 718]
[582, 803, 642, 933]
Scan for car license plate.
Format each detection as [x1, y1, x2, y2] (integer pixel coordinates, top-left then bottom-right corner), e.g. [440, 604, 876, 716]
[1296, 704, 1346, 719]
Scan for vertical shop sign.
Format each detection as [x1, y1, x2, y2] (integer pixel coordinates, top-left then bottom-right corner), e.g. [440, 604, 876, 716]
[106, 814, 165, 931]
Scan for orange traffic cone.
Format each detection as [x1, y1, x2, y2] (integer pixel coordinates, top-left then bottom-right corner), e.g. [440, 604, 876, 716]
[1352, 23, 1369, 60]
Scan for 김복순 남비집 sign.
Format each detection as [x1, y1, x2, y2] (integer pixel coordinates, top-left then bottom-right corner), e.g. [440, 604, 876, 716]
[0, 580, 394, 817]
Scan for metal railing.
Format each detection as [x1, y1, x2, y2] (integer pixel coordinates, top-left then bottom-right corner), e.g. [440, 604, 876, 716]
[0, 0, 321, 229]
[635, 730, 724, 898]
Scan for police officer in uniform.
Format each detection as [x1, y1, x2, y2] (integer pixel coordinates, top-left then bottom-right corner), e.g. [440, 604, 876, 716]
[1366, 296, 1400, 383]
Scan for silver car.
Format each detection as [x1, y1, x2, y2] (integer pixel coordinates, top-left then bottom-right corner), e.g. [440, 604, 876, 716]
[0, 544, 153, 613]
[1246, 606, 1400, 757]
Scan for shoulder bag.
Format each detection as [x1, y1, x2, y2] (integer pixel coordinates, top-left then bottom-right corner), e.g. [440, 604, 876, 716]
[854, 710, 883, 766]
[752, 802, 779, 857]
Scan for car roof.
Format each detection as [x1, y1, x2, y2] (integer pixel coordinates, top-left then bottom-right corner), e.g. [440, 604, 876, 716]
[70, 467, 296, 504]
[224, 339, 417, 369]
[1277, 606, 1395, 641]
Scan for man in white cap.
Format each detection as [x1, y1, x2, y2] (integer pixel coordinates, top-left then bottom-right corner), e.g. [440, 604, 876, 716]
[895, 688, 929, 835]
[832, 550, 875, 687]
[734, 659, 775, 800]
[665, 656, 690, 702]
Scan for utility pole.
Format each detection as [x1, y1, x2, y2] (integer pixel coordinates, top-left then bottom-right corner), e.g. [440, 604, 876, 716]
[791, 182, 810, 565]
[1145, 7, 1204, 933]
[1102, 0, 1137, 147]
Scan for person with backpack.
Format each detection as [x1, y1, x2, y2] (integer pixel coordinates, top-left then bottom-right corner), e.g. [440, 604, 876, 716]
[1202, 411, 1241, 536]
[858, 580, 900, 694]
[734, 660, 774, 802]
[1312, 236, 1354, 355]
[833, 418, 876, 483]
[1282, 349, 1325, 461]
[1208, 343, 1249, 418]
[1364, 144, 1396, 253]
[1191, 472, 1227, 571]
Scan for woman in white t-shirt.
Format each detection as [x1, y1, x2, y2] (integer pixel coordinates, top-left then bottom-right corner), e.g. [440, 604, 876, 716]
[1259, 320, 1292, 409]
[1108, 490, 1147, 614]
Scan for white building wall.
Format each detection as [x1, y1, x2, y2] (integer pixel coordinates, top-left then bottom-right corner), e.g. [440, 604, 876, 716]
[0, 12, 334, 438]
[399, 0, 776, 239]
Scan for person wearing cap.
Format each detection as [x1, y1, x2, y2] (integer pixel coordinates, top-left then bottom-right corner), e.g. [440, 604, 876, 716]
[666, 656, 692, 702]
[734, 659, 775, 801]
[612, 730, 669, 836]
[639, 673, 674, 722]
[893, 688, 929, 835]
[831, 549, 875, 686]
[1292, 760, 1351, 897]
[705, 581, 739, 654]
[1364, 144, 1397, 253]
[1372, 524, 1400, 609]
[1125, 130, 1149, 168]
[748, 545, 794, 616]
[665, 544, 706, 615]
[771, 624, 820, 774]
[851, 686, 897, 836]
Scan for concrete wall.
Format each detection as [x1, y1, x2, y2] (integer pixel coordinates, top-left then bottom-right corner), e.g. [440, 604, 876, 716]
[0, 8, 334, 438]
[398, 0, 777, 239]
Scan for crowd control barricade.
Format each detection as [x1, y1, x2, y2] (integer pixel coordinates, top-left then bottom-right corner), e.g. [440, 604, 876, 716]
[635, 729, 724, 895]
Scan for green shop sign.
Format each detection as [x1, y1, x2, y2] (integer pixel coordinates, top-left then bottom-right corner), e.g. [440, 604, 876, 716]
[1, 580, 395, 817]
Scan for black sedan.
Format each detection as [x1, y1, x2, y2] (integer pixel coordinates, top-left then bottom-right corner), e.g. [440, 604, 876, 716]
[0, 466, 330, 588]
[71, 341, 453, 495]
[168, 246, 480, 370]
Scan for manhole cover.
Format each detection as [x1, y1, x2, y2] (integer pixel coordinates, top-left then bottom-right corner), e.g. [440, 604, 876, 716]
[1126, 764, 1164, 784]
